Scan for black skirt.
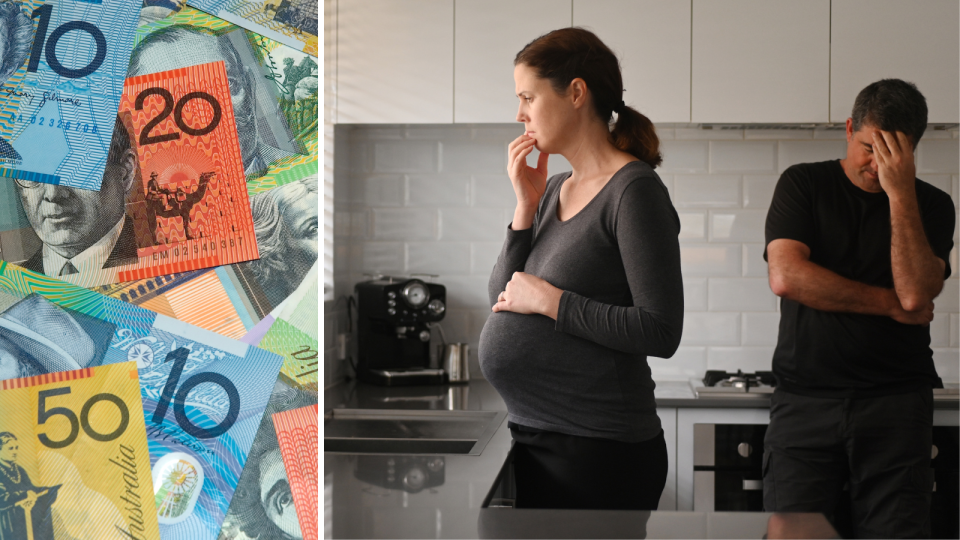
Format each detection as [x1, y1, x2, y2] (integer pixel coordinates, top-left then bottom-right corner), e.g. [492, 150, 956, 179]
[508, 421, 668, 510]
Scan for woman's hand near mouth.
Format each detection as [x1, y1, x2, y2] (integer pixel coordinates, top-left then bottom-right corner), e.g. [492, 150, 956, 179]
[507, 133, 549, 213]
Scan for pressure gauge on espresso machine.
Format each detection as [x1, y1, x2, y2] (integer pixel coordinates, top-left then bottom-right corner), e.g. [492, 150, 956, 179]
[401, 280, 430, 309]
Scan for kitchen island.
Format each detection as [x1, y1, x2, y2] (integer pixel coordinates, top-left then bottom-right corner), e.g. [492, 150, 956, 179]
[324, 378, 957, 538]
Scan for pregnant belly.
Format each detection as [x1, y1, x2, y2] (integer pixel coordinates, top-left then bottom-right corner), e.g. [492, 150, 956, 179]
[478, 310, 557, 386]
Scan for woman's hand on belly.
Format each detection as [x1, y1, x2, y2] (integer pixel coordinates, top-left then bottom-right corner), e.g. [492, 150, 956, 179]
[492, 271, 563, 320]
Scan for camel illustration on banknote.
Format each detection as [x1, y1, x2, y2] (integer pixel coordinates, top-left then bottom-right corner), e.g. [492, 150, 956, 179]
[145, 171, 214, 243]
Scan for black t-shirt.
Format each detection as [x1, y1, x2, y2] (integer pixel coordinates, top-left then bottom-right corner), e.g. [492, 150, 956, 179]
[764, 160, 955, 398]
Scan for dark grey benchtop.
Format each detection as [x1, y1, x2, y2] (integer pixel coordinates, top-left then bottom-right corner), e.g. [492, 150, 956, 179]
[323, 377, 955, 539]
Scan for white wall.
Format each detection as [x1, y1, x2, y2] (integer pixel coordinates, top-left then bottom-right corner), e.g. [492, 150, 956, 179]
[325, 124, 960, 387]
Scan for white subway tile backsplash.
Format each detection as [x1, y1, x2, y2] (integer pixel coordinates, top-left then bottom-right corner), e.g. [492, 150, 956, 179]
[744, 129, 813, 140]
[930, 314, 950, 348]
[708, 278, 777, 312]
[710, 210, 767, 242]
[407, 175, 470, 206]
[524, 146, 573, 175]
[683, 278, 708, 311]
[363, 175, 404, 206]
[676, 128, 743, 140]
[659, 140, 709, 173]
[742, 243, 769, 277]
[406, 242, 470, 275]
[709, 142, 777, 173]
[442, 141, 505, 174]
[680, 244, 742, 276]
[372, 208, 438, 240]
[743, 175, 779, 209]
[361, 242, 404, 273]
[707, 347, 774, 373]
[333, 124, 960, 387]
[932, 349, 959, 383]
[674, 175, 740, 207]
[918, 140, 960, 174]
[951, 314, 959, 348]
[937, 279, 959, 312]
[439, 208, 505, 241]
[922, 175, 953, 196]
[647, 347, 707, 381]
[777, 141, 845, 173]
[742, 312, 780, 346]
[471, 175, 516, 208]
[678, 212, 707, 241]
[471, 242, 503, 275]
[374, 141, 438, 173]
[680, 312, 740, 346]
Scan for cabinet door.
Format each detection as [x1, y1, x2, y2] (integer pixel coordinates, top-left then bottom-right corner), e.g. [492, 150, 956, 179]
[691, 0, 830, 123]
[338, 0, 454, 123]
[455, 0, 571, 123]
[657, 407, 678, 510]
[574, 0, 691, 123]
[830, 0, 959, 123]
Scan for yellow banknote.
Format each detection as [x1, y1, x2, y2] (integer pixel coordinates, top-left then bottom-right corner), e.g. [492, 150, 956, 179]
[0, 362, 159, 540]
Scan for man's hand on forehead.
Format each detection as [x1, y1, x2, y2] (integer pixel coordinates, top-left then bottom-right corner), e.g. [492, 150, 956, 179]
[873, 130, 916, 196]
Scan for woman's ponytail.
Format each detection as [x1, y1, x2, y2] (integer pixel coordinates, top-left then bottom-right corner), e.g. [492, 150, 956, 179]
[611, 106, 662, 169]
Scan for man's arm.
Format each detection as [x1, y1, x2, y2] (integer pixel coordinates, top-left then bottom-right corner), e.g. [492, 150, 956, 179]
[875, 131, 947, 311]
[767, 238, 933, 325]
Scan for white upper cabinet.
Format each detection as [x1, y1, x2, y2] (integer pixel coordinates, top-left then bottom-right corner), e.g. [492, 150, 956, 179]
[573, 0, 691, 123]
[691, 0, 830, 123]
[454, 1, 571, 123]
[830, 0, 959, 123]
[338, 0, 454, 123]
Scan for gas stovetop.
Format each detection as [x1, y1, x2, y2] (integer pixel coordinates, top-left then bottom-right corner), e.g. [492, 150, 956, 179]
[689, 370, 777, 398]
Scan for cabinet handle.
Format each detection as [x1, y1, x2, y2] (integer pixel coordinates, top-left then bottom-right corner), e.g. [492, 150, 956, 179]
[743, 479, 763, 491]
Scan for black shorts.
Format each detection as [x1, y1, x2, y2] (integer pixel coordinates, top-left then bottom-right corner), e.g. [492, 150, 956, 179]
[508, 422, 668, 510]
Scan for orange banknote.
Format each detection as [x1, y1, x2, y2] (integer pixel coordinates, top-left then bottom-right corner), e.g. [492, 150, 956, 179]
[273, 404, 318, 540]
[115, 60, 257, 282]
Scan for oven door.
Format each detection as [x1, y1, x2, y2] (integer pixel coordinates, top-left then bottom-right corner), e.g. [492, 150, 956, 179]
[693, 423, 767, 511]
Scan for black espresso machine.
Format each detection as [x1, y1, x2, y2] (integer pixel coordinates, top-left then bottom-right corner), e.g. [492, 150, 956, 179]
[354, 277, 446, 386]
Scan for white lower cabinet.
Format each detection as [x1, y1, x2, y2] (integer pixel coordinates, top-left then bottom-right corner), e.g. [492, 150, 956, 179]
[657, 407, 678, 510]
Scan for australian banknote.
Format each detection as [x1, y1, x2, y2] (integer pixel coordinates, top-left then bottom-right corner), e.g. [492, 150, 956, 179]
[91, 7, 318, 340]
[0, 363, 160, 540]
[186, 0, 317, 56]
[272, 404, 317, 540]
[0, 261, 285, 540]
[0, 0, 141, 190]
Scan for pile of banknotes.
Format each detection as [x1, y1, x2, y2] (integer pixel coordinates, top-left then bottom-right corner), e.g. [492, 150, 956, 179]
[0, 0, 318, 539]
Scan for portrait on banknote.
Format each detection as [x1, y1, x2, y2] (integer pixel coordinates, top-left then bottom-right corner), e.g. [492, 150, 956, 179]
[13, 116, 139, 278]
[218, 380, 316, 540]
[239, 174, 318, 308]
[0, 1, 32, 161]
[0, 293, 115, 380]
[0, 432, 61, 540]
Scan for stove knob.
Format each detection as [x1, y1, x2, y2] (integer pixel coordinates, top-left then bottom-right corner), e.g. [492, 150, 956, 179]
[737, 443, 753, 458]
[387, 308, 396, 315]
[931, 445, 939, 460]
[419, 330, 431, 342]
[428, 299, 445, 315]
[387, 291, 396, 299]
[387, 299, 396, 307]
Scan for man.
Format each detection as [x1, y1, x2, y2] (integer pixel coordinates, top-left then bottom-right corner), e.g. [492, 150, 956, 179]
[763, 79, 955, 538]
[0, 0, 35, 161]
[127, 25, 297, 178]
[16, 117, 139, 276]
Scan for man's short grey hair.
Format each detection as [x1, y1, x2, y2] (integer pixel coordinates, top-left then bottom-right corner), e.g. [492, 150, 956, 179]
[248, 175, 318, 289]
[851, 79, 928, 147]
[0, 1, 34, 85]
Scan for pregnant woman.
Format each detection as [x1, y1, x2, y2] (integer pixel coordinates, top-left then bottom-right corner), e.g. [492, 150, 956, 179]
[478, 27, 683, 510]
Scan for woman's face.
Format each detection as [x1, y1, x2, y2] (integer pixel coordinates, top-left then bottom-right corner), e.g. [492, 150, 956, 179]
[514, 63, 575, 155]
[0, 348, 21, 380]
[0, 439, 18, 464]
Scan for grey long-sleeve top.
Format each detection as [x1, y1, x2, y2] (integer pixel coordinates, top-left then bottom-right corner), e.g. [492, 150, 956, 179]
[477, 160, 683, 443]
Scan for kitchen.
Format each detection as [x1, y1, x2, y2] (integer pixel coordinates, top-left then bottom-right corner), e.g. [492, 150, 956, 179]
[322, 1, 960, 538]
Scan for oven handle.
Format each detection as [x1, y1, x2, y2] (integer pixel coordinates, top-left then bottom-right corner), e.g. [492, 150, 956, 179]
[743, 479, 763, 491]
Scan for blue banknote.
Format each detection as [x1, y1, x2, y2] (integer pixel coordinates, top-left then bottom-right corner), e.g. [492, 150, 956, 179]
[0, 0, 140, 190]
[0, 261, 284, 540]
